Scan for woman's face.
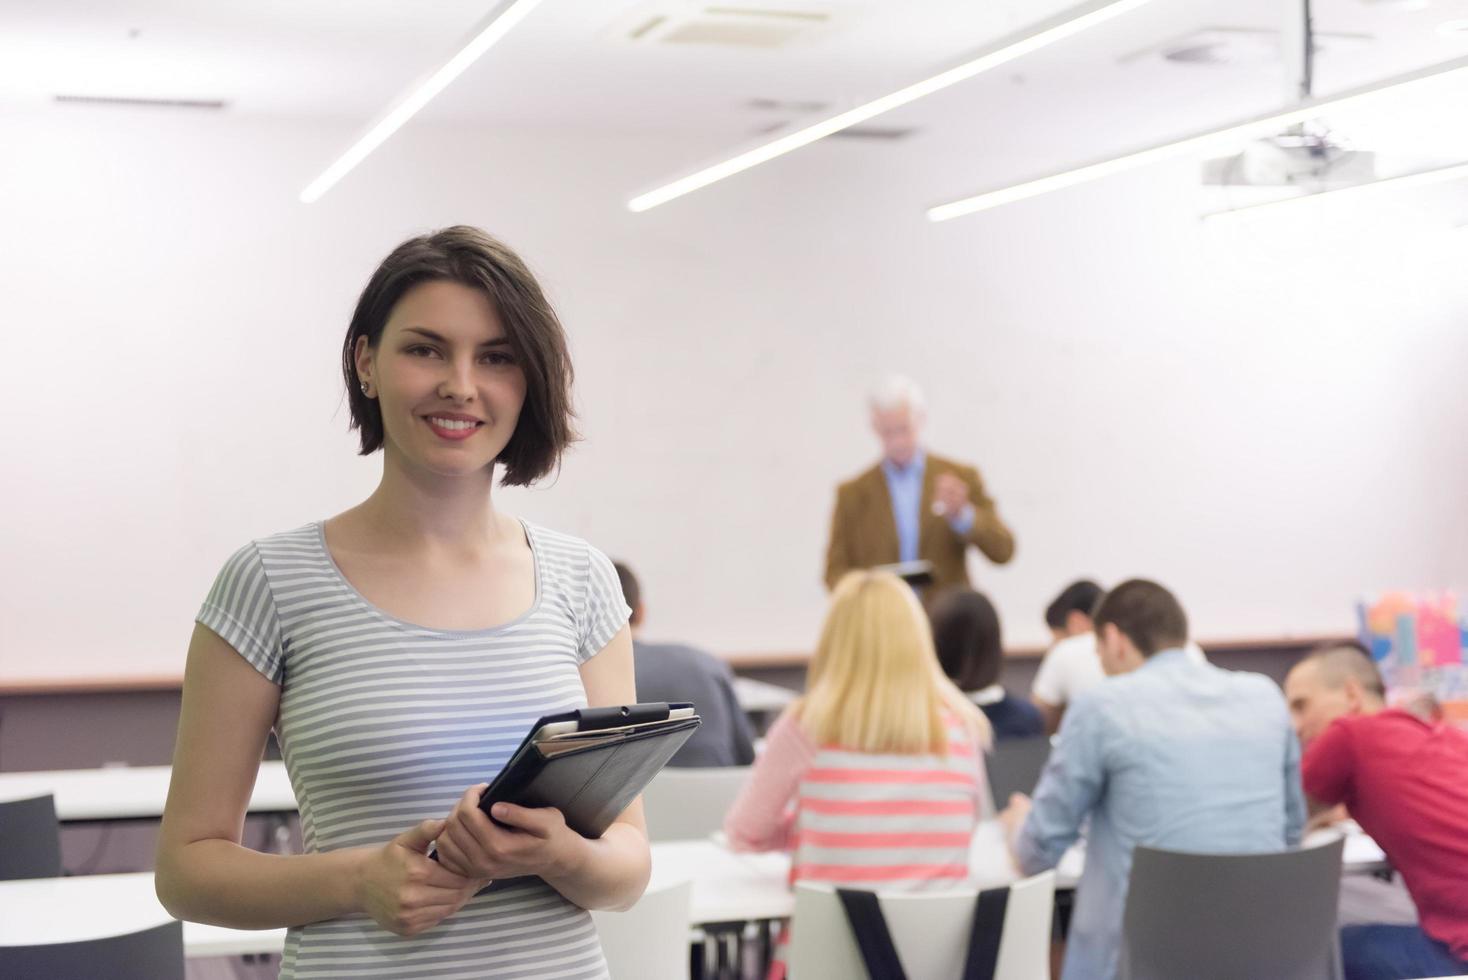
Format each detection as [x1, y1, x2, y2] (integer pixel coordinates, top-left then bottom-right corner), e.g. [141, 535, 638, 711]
[356, 279, 528, 479]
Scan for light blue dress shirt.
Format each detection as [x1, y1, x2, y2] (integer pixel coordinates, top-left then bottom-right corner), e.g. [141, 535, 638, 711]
[880, 449, 973, 563]
[1015, 648, 1305, 980]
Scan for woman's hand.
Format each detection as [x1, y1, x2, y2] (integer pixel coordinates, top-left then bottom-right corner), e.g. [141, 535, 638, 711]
[355, 819, 487, 937]
[435, 784, 589, 882]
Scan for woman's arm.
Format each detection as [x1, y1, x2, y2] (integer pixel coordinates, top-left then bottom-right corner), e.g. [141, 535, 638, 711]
[723, 706, 815, 852]
[436, 625, 652, 912]
[156, 624, 481, 935]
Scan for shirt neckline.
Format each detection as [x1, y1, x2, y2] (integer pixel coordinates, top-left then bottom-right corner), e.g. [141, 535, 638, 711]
[313, 518, 543, 636]
[881, 448, 927, 480]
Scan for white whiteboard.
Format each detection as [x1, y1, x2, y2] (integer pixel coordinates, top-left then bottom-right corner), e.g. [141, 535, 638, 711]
[2, 109, 1466, 682]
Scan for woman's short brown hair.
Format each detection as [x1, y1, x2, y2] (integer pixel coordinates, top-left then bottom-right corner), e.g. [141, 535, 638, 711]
[341, 226, 577, 486]
[927, 587, 1004, 692]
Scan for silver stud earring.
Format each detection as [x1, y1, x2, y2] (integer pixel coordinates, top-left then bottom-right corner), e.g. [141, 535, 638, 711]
[360, 382, 371, 397]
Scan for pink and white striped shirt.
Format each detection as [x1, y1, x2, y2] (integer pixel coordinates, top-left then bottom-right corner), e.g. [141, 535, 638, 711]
[725, 707, 987, 891]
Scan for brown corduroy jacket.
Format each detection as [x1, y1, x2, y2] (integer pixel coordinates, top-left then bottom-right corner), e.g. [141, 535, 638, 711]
[823, 452, 1015, 592]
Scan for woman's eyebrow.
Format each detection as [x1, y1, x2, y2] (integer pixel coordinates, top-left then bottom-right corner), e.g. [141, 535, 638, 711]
[403, 326, 509, 347]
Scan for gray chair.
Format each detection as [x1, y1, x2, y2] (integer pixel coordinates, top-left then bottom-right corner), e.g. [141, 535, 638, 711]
[0, 794, 63, 880]
[1120, 837, 1345, 980]
[0, 921, 184, 980]
[985, 736, 1050, 810]
[641, 766, 750, 842]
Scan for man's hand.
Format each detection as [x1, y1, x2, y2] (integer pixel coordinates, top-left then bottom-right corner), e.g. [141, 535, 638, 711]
[998, 792, 1032, 843]
[933, 473, 971, 519]
[1304, 803, 1349, 836]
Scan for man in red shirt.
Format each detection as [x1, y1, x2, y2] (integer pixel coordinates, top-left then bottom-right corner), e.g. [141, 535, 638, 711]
[1285, 642, 1468, 980]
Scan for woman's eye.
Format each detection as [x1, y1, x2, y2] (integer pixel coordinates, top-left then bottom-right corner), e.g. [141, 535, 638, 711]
[481, 351, 515, 366]
[406, 345, 439, 357]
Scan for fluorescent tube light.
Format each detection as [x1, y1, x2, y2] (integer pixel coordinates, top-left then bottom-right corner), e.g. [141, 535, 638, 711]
[626, 0, 1155, 213]
[928, 53, 1468, 222]
[300, 0, 546, 204]
[1202, 160, 1468, 221]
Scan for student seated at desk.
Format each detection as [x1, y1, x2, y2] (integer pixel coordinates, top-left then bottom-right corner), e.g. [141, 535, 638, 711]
[1285, 643, 1468, 980]
[725, 570, 992, 978]
[927, 587, 1043, 740]
[614, 560, 755, 768]
[1001, 579, 1302, 980]
[1030, 580, 1105, 734]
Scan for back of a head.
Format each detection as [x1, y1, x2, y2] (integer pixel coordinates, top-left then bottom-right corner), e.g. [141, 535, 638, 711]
[1301, 641, 1386, 702]
[805, 571, 988, 754]
[927, 587, 1003, 692]
[612, 561, 640, 613]
[1092, 579, 1188, 657]
[1045, 579, 1104, 631]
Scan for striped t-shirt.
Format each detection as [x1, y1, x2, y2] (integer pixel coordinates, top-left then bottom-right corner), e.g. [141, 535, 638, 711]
[726, 709, 986, 891]
[196, 520, 630, 980]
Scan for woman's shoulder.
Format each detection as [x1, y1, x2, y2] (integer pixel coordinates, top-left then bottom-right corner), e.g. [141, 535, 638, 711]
[522, 520, 617, 577]
[214, 523, 323, 570]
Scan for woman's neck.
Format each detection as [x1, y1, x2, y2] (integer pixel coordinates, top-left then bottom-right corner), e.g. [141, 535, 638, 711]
[353, 448, 511, 553]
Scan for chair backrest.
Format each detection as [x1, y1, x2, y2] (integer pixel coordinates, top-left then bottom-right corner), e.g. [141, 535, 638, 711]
[641, 766, 750, 842]
[984, 737, 1050, 811]
[0, 921, 184, 980]
[1120, 838, 1344, 980]
[789, 871, 1055, 980]
[591, 877, 693, 980]
[0, 794, 63, 880]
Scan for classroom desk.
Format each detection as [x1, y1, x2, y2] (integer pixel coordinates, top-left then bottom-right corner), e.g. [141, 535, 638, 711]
[730, 676, 797, 715]
[1, 831, 1389, 959]
[0, 841, 791, 958]
[0, 761, 295, 821]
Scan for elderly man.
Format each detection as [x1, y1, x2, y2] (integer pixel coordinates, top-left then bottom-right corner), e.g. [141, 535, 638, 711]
[824, 376, 1014, 591]
[1284, 643, 1468, 980]
[1002, 580, 1302, 980]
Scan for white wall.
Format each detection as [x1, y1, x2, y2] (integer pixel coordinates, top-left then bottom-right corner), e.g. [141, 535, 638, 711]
[1, 106, 1465, 681]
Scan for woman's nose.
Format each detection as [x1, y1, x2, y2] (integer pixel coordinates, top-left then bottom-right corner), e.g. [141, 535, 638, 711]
[437, 357, 476, 401]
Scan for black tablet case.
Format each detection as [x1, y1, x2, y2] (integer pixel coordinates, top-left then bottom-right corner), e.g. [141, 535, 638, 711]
[477, 702, 701, 839]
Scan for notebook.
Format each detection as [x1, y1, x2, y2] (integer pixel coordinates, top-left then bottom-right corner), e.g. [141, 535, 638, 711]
[873, 559, 935, 588]
[473, 702, 701, 839]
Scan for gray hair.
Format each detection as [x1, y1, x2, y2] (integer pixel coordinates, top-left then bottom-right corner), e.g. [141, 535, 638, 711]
[869, 375, 927, 416]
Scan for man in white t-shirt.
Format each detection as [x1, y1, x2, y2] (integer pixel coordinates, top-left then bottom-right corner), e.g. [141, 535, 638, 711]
[1031, 580, 1207, 734]
[1032, 580, 1104, 733]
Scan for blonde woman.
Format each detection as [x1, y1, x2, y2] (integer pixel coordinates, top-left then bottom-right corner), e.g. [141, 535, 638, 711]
[725, 571, 993, 951]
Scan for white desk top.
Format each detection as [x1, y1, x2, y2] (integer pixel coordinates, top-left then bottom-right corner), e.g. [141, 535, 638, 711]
[0, 762, 295, 821]
[0, 831, 1382, 957]
[0, 841, 789, 957]
[731, 677, 797, 715]
[0, 872, 288, 958]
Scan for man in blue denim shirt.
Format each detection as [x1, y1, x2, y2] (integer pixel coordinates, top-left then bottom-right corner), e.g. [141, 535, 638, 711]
[1000, 580, 1304, 980]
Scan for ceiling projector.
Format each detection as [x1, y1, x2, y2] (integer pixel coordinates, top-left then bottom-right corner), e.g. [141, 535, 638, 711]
[1202, 125, 1378, 187]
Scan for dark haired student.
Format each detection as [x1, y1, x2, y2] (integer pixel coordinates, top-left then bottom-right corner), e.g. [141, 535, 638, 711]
[927, 587, 1043, 740]
[156, 227, 647, 979]
[999, 580, 1303, 980]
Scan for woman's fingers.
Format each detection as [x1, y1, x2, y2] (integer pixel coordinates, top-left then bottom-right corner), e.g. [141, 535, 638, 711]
[486, 802, 561, 838]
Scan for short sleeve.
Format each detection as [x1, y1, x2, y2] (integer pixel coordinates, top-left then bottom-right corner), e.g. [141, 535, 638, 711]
[196, 542, 285, 685]
[578, 544, 631, 663]
[1031, 645, 1066, 705]
[1301, 717, 1355, 807]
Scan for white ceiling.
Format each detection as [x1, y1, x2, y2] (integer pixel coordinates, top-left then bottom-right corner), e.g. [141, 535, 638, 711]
[3, 0, 1468, 188]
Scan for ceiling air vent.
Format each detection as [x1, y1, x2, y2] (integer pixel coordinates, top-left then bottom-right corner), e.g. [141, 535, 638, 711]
[55, 95, 228, 110]
[1120, 27, 1372, 67]
[615, 4, 835, 49]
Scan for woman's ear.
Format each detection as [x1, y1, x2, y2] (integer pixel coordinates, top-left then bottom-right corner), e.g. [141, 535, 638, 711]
[355, 335, 374, 394]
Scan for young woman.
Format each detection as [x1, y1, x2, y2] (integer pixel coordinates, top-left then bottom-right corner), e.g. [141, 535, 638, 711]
[724, 570, 993, 972]
[155, 227, 648, 979]
[927, 587, 1045, 741]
